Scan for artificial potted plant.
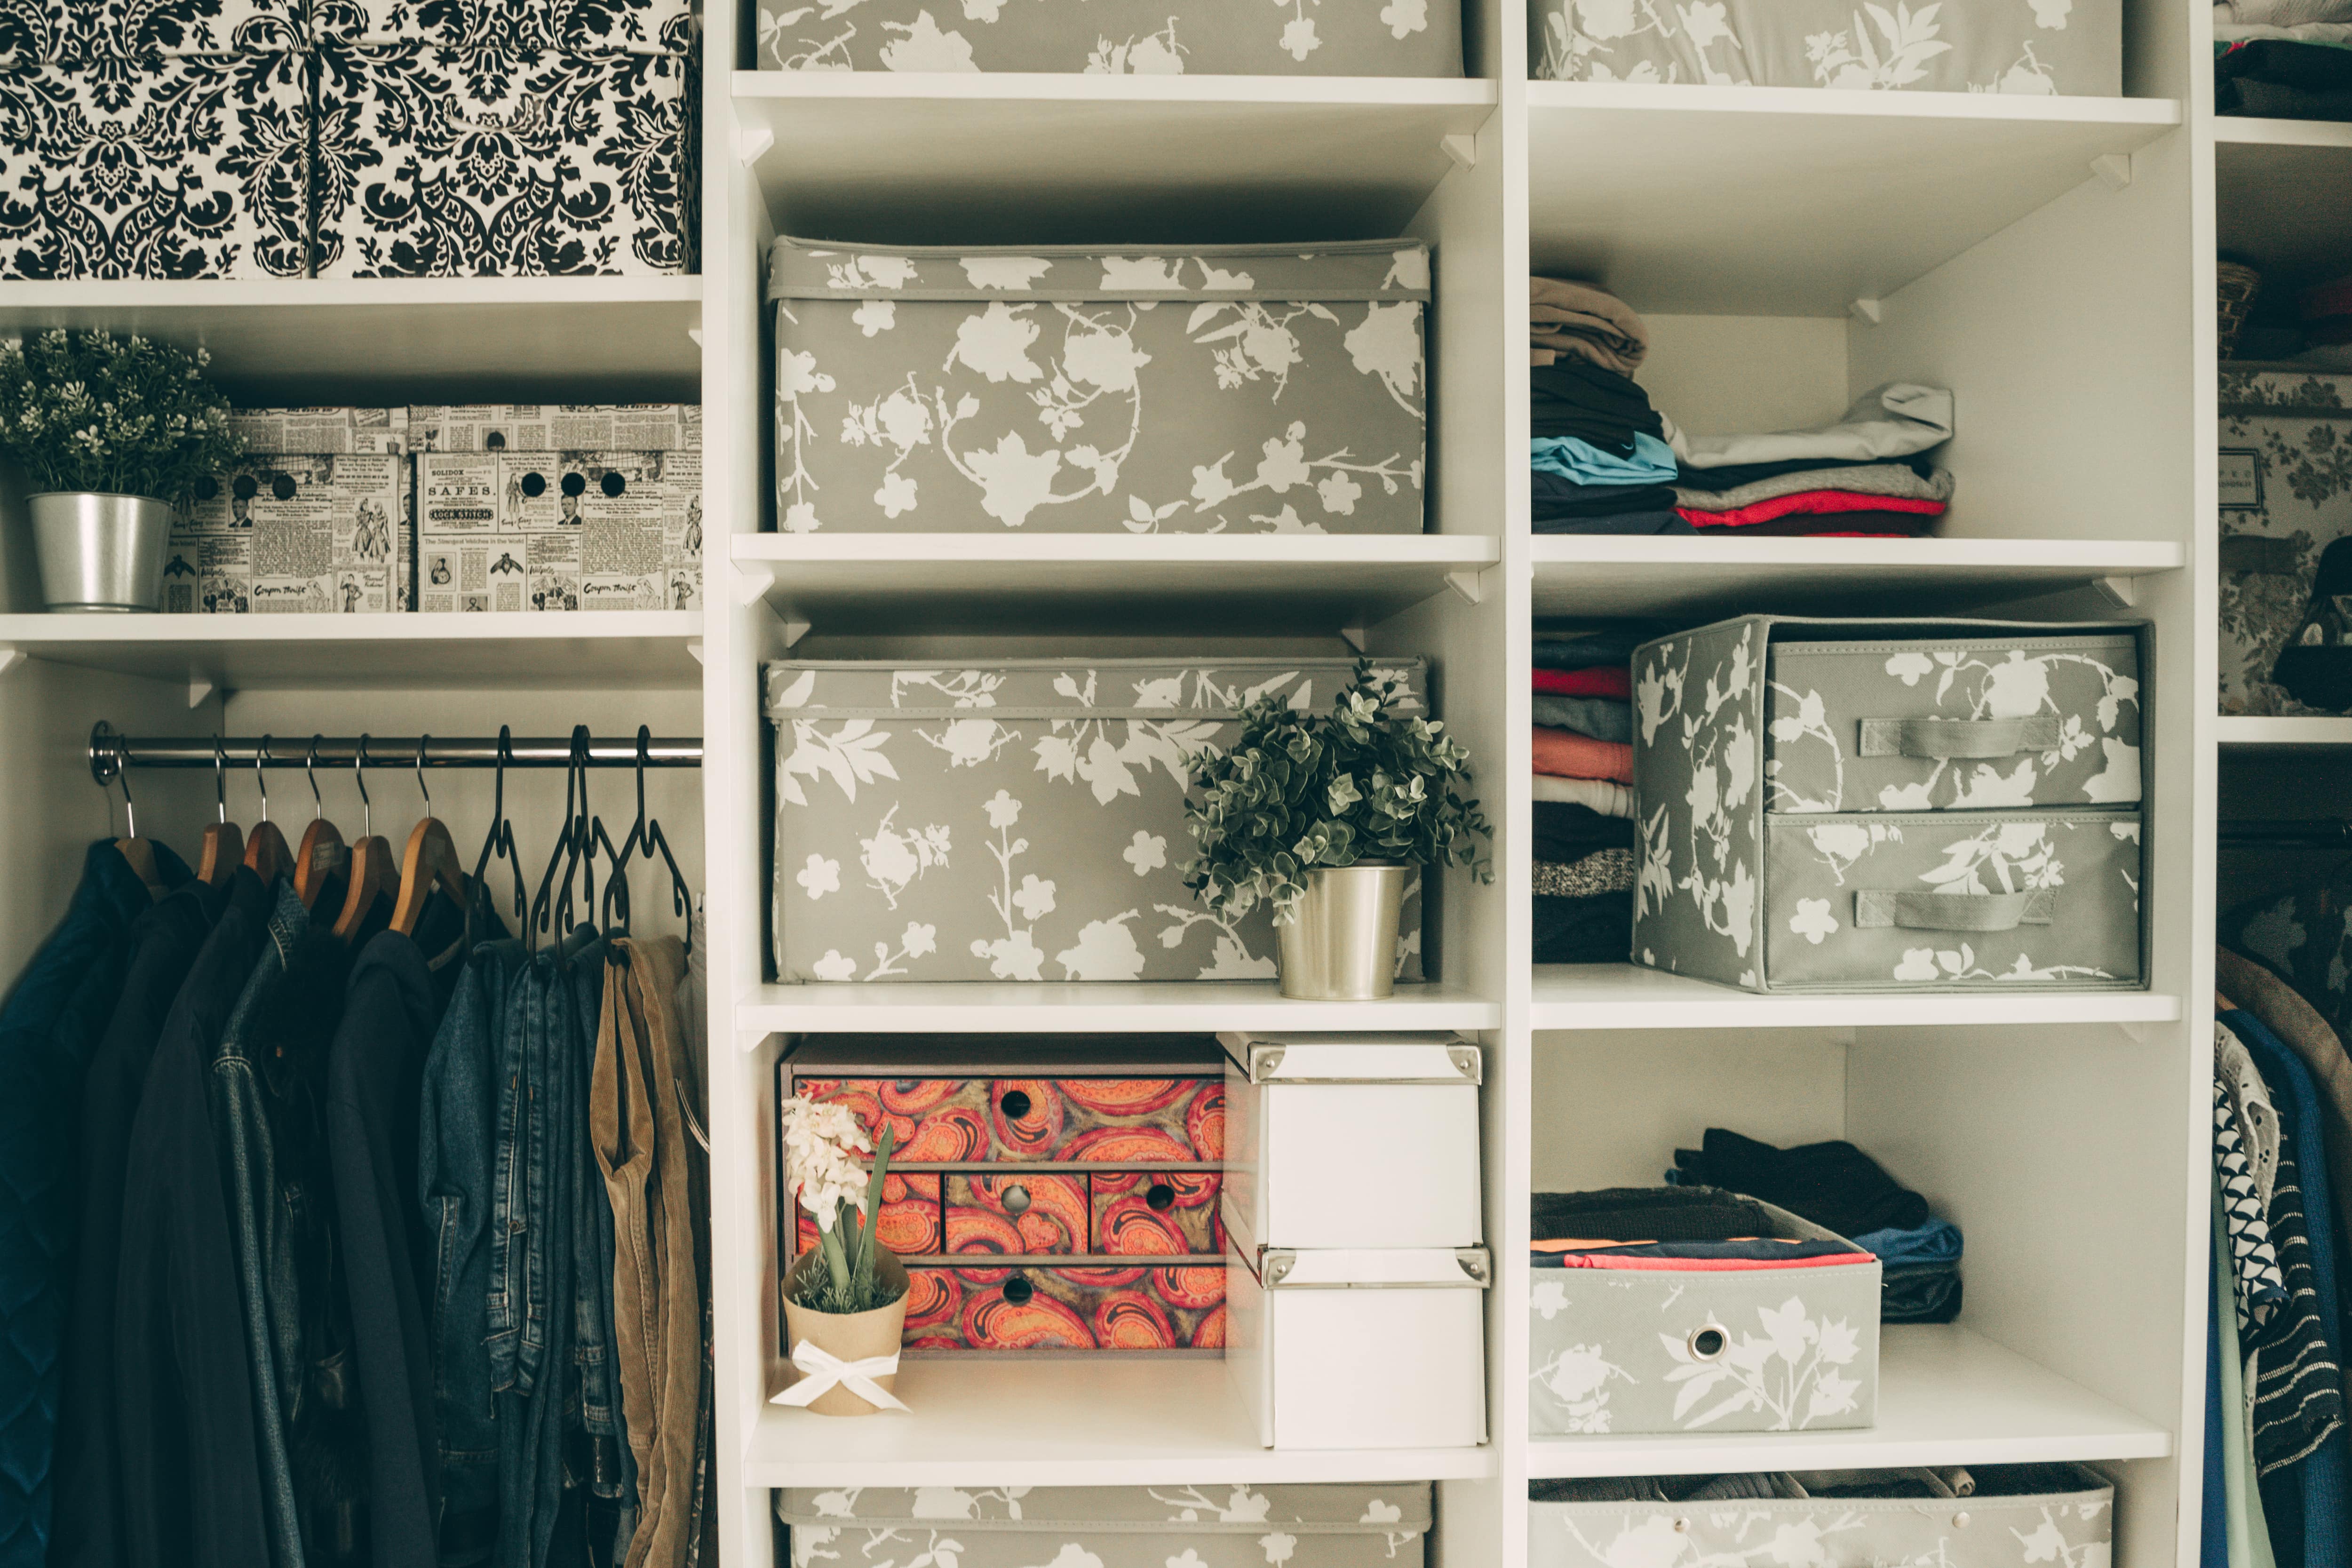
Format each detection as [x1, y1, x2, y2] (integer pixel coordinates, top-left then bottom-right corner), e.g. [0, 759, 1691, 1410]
[0, 329, 243, 612]
[1184, 660, 1494, 1001]
[777, 1096, 909, 1416]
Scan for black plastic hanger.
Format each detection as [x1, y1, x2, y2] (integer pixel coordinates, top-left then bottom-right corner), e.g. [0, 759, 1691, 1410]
[470, 726, 528, 945]
[530, 727, 619, 950]
[600, 725, 693, 954]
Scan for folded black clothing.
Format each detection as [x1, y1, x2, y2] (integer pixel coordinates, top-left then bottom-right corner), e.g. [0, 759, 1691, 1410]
[2219, 73, 2352, 117]
[1672, 452, 1939, 493]
[2218, 38, 2352, 94]
[1534, 889, 1630, 963]
[1533, 510, 1694, 536]
[1883, 1263, 1963, 1324]
[1681, 1128, 1931, 1238]
[1531, 622, 1673, 665]
[1531, 358, 1660, 418]
[1534, 800, 1637, 861]
[1803, 1475, 1947, 1499]
[1530, 480, 1681, 519]
[1533, 1185, 1781, 1243]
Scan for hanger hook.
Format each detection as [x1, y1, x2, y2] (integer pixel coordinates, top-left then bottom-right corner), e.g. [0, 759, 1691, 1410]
[115, 731, 136, 842]
[256, 736, 270, 823]
[416, 733, 431, 812]
[214, 735, 228, 825]
[355, 733, 372, 839]
[307, 735, 325, 820]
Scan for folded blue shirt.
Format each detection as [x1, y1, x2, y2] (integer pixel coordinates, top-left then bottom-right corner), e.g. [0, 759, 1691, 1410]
[1850, 1217, 1963, 1269]
[1531, 431, 1678, 486]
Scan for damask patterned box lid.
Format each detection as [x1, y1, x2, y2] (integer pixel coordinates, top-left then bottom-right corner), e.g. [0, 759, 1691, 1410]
[767, 236, 1432, 303]
[23, 0, 301, 61]
[307, 0, 691, 53]
[764, 657, 1427, 719]
[776, 1482, 1433, 1532]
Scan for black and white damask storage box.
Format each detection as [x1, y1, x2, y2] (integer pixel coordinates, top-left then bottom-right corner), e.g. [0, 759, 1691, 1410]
[763, 657, 1427, 983]
[769, 236, 1429, 534]
[1631, 615, 2148, 994]
[1529, 1465, 2114, 1568]
[779, 1483, 1433, 1568]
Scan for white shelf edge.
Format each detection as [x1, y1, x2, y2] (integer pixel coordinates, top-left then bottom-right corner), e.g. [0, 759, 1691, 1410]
[2213, 117, 2352, 149]
[737, 981, 1503, 1038]
[1530, 965, 2183, 1032]
[732, 69, 1499, 108]
[0, 611, 705, 645]
[2217, 716, 2352, 748]
[1527, 80, 2182, 127]
[1528, 537, 2185, 572]
[736, 533, 1501, 565]
[0, 277, 706, 307]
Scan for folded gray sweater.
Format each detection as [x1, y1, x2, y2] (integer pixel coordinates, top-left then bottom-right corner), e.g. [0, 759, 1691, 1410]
[1676, 463, 1956, 513]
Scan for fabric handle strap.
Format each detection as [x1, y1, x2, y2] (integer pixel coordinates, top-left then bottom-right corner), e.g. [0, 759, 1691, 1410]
[1857, 716, 2062, 759]
[1855, 890, 2057, 931]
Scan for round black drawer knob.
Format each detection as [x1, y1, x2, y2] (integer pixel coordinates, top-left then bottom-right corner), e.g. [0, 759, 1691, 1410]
[1000, 1089, 1033, 1120]
[1002, 1274, 1033, 1305]
[1146, 1182, 1176, 1211]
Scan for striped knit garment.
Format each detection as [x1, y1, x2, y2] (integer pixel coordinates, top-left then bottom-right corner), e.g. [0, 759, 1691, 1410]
[2218, 1076, 2290, 1333]
[2249, 1136, 2348, 1474]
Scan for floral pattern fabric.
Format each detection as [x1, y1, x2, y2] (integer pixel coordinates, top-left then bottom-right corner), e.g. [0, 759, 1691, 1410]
[779, 1483, 1432, 1568]
[1529, 1472, 2114, 1568]
[2218, 371, 2352, 716]
[758, 0, 1459, 74]
[765, 657, 1429, 982]
[769, 237, 1427, 534]
[1530, 0, 2119, 93]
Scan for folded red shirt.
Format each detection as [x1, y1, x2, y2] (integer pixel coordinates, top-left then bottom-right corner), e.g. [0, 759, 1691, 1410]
[1534, 665, 1631, 699]
[1692, 510, 1939, 537]
[1676, 490, 1947, 528]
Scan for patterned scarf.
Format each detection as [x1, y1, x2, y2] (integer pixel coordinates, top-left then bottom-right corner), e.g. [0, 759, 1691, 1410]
[2217, 1076, 2289, 1333]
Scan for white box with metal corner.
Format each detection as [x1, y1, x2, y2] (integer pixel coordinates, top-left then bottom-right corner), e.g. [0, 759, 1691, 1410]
[1217, 1029, 1483, 1250]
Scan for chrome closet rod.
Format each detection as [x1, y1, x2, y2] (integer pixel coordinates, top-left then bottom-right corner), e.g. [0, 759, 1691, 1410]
[87, 723, 701, 782]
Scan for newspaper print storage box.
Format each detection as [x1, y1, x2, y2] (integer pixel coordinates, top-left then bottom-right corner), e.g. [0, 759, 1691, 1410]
[1632, 615, 2149, 993]
[2218, 369, 2352, 716]
[1528, 1192, 1879, 1437]
[769, 236, 1428, 534]
[781, 1037, 1228, 1353]
[765, 657, 1428, 983]
[779, 1482, 1432, 1568]
[1529, 1465, 2113, 1568]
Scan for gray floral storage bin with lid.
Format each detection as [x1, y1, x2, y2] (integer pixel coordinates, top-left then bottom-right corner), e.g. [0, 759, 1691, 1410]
[1529, 1465, 2113, 1568]
[1632, 615, 2148, 992]
[780, 1482, 1432, 1567]
[766, 657, 1427, 983]
[770, 237, 1428, 534]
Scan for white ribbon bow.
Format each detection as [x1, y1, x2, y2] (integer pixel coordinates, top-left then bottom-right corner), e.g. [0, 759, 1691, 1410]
[771, 1339, 910, 1412]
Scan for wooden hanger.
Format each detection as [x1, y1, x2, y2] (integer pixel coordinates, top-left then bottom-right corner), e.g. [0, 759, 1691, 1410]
[242, 736, 291, 885]
[392, 735, 469, 936]
[334, 734, 397, 941]
[294, 734, 346, 911]
[102, 730, 166, 899]
[197, 737, 243, 887]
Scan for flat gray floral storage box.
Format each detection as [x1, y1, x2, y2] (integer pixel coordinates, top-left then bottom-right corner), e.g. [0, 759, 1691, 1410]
[766, 657, 1427, 983]
[779, 1482, 1432, 1567]
[1632, 615, 2148, 993]
[769, 236, 1428, 534]
[1529, 1465, 2114, 1568]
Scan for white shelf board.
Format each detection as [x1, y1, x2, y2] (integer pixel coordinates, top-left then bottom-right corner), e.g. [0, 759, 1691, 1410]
[733, 72, 1497, 242]
[1528, 1325, 2172, 1477]
[0, 612, 705, 689]
[1529, 536, 2183, 618]
[737, 532, 1500, 633]
[2217, 715, 2352, 748]
[1530, 964, 2182, 1031]
[2218, 131, 2352, 287]
[1526, 85, 2181, 314]
[0, 277, 703, 401]
[747, 1355, 1496, 1487]
[741, 980, 1500, 1038]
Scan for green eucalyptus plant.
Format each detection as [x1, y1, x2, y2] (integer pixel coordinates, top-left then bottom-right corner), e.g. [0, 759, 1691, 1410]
[1183, 660, 1494, 922]
[0, 329, 243, 503]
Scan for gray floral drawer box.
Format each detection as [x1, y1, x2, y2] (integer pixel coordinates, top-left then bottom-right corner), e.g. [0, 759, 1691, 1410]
[765, 657, 1427, 983]
[1633, 615, 2149, 994]
[1530, 1465, 2113, 1568]
[769, 236, 1428, 534]
[1530, 0, 2117, 94]
[780, 1482, 1432, 1567]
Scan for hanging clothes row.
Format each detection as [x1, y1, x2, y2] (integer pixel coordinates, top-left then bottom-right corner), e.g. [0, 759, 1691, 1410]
[0, 725, 707, 1568]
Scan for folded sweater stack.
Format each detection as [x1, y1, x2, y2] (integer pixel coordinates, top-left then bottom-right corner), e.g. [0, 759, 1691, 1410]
[1533, 623, 1659, 964]
[1528, 278, 1687, 537]
[2216, 0, 2352, 118]
[1672, 384, 1958, 538]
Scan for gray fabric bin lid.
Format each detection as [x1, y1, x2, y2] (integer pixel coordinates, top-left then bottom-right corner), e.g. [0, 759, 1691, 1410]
[764, 657, 1428, 720]
[768, 235, 1433, 303]
[777, 1482, 1435, 1532]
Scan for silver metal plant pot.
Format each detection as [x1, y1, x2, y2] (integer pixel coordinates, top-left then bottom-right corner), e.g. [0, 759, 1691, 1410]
[1277, 861, 1409, 1001]
[29, 492, 174, 612]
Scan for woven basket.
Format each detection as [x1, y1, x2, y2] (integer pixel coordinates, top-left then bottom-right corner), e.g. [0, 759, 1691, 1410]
[2219, 260, 2263, 360]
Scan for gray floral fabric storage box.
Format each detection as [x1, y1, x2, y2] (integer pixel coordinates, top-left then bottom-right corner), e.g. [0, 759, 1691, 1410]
[2219, 369, 2352, 716]
[757, 0, 1458, 73]
[770, 236, 1428, 534]
[1530, 0, 2117, 93]
[765, 657, 1426, 983]
[1528, 1196, 1878, 1437]
[780, 1482, 1432, 1567]
[1530, 1465, 2113, 1568]
[1633, 615, 2149, 993]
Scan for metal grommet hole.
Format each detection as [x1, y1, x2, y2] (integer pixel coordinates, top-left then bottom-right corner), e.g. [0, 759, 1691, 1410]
[521, 471, 548, 498]
[1688, 1325, 1728, 1360]
[270, 472, 297, 501]
[1000, 1088, 1033, 1120]
[561, 471, 588, 498]
[1002, 1274, 1033, 1305]
[1001, 1184, 1031, 1216]
[601, 471, 627, 497]
[232, 474, 259, 500]
[1147, 1181, 1176, 1211]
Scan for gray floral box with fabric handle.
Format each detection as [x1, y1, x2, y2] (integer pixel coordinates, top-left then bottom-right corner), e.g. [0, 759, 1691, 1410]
[769, 236, 1428, 534]
[1528, 1196, 1878, 1437]
[1632, 615, 2149, 993]
[1530, 1465, 2113, 1568]
[765, 657, 1427, 983]
[779, 1482, 1432, 1567]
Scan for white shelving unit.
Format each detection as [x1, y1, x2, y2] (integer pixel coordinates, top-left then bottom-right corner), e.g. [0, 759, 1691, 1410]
[0, 0, 2240, 1553]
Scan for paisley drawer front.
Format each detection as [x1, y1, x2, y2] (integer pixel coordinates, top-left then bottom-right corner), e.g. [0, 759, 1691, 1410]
[1765, 635, 2143, 813]
[794, 1173, 942, 1256]
[1091, 1170, 1224, 1257]
[943, 1173, 1090, 1256]
[793, 1074, 1223, 1162]
[902, 1262, 1227, 1353]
